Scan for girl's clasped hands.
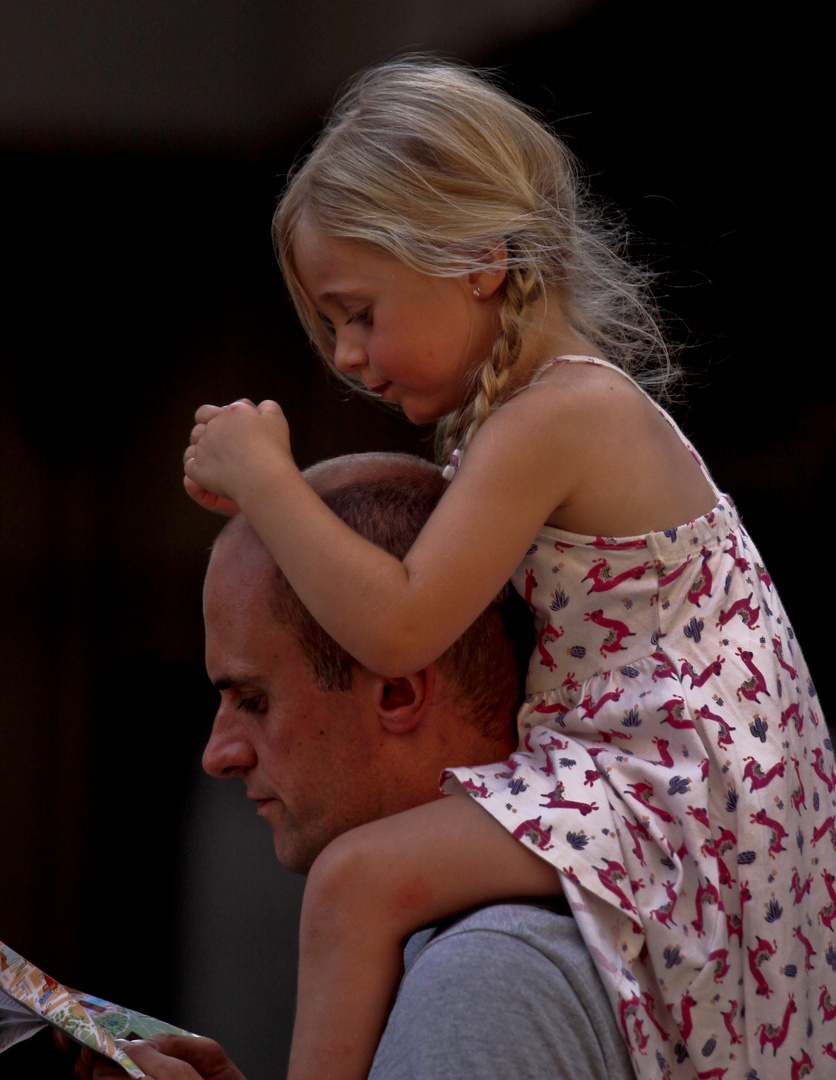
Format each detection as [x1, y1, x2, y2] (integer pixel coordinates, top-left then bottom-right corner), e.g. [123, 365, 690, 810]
[184, 398, 290, 518]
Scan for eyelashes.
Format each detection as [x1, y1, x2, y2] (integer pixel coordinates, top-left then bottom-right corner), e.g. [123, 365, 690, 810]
[237, 695, 265, 714]
[316, 308, 371, 337]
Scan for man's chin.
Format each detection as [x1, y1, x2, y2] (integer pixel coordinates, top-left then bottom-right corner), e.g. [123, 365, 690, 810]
[268, 814, 323, 876]
[254, 800, 311, 873]
[272, 835, 320, 876]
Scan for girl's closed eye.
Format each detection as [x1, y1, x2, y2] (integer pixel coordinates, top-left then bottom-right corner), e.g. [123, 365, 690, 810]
[346, 308, 371, 326]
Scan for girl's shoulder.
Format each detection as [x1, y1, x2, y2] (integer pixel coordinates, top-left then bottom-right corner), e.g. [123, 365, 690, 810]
[528, 355, 644, 396]
[482, 355, 716, 537]
[502, 355, 659, 434]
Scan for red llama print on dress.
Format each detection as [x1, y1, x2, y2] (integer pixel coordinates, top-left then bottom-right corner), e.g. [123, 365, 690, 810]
[441, 357, 836, 1080]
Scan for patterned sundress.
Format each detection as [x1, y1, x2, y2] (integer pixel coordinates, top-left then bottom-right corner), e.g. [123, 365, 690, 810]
[442, 357, 836, 1080]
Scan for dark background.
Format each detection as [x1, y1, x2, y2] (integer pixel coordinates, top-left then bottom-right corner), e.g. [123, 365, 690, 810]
[1, 2, 828, 1078]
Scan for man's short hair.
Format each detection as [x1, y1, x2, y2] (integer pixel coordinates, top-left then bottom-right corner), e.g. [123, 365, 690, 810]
[266, 455, 533, 738]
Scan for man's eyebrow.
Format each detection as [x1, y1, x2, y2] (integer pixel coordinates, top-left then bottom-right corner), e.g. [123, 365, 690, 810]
[212, 675, 263, 693]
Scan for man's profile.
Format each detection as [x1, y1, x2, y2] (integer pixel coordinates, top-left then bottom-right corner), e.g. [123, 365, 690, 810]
[77, 452, 633, 1080]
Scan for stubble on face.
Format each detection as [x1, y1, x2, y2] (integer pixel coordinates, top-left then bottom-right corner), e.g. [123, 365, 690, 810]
[203, 525, 393, 874]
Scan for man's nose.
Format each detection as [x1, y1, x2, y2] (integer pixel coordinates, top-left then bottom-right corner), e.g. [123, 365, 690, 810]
[202, 711, 256, 777]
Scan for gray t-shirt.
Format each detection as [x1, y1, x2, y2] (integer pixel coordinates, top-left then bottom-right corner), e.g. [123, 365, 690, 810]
[369, 900, 634, 1080]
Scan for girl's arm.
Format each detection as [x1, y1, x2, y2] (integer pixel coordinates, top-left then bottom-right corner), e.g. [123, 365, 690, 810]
[288, 794, 561, 1080]
[184, 381, 575, 678]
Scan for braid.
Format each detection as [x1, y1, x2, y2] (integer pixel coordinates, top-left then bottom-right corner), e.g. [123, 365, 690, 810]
[440, 265, 543, 462]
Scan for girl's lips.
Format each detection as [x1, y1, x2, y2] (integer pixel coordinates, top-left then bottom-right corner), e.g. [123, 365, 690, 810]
[368, 382, 392, 395]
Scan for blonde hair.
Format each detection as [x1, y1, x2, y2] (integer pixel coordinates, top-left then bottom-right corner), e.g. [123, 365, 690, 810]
[274, 55, 672, 461]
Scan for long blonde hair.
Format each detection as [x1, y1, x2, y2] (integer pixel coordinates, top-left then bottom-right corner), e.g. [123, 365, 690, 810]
[274, 55, 672, 461]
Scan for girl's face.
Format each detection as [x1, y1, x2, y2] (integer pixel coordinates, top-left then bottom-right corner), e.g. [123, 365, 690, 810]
[293, 227, 500, 424]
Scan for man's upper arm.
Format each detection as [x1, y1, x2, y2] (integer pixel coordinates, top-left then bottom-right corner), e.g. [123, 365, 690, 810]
[368, 902, 633, 1080]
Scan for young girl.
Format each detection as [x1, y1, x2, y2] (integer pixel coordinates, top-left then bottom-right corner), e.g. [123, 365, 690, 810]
[184, 57, 834, 1080]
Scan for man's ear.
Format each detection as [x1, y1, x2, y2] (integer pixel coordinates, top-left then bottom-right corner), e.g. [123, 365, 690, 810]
[371, 666, 436, 733]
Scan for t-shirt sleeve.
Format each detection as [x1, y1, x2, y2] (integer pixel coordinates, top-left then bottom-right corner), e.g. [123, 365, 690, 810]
[368, 902, 633, 1080]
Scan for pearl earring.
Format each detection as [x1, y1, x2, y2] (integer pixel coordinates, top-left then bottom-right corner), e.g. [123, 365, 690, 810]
[472, 287, 481, 298]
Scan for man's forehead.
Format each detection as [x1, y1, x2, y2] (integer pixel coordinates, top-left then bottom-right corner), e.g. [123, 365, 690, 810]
[208, 513, 273, 574]
[204, 535, 278, 642]
[204, 583, 302, 691]
[204, 519, 279, 619]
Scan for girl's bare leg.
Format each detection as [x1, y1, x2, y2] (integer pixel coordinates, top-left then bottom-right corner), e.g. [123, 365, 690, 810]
[287, 793, 562, 1080]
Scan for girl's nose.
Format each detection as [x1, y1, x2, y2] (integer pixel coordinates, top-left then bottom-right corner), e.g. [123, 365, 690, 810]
[333, 333, 367, 374]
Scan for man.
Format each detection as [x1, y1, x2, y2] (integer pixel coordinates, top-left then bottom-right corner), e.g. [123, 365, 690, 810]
[82, 452, 632, 1080]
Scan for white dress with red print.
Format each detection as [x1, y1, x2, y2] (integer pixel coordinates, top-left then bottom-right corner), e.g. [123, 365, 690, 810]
[442, 357, 836, 1080]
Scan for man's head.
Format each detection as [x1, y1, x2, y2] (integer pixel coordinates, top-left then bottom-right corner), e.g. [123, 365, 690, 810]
[202, 452, 531, 873]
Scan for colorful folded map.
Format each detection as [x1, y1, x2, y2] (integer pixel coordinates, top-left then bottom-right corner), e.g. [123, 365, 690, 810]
[1, 938, 196, 1078]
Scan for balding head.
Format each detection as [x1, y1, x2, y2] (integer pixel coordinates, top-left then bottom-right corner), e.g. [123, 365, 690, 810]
[203, 453, 530, 870]
[211, 452, 531, 740]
